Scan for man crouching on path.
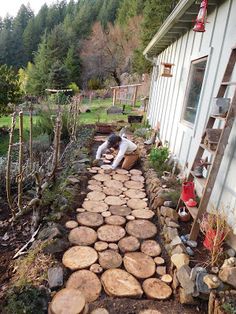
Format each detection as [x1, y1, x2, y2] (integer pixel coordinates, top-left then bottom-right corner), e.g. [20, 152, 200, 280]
[94, 134, 139, 170]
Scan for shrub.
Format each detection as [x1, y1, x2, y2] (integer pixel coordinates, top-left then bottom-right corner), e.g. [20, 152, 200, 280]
[149, 146, 171, 176]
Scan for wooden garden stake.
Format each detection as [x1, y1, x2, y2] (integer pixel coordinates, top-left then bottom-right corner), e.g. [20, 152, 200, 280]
[29, 104, 33, 172]
[6, 112, 16, 216]
[51, 112, 62, 178]
[18, 111, 24, 212]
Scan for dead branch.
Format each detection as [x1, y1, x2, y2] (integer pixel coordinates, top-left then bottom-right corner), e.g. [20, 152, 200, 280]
[17, 111, 24, 213]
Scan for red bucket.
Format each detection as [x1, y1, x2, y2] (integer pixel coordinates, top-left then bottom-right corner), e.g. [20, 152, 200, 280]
[181, 181, 195, 202]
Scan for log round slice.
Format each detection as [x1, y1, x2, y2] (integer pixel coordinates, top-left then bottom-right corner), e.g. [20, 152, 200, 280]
[99, 250, 122, 269]
[94, 241, 108, 251]
[113, 174, 129, 182]
[126, 220, 157, 239]
[88, 180, 101, 186]
[118, 236, 140, 253]
[66, 270, 102, 302]
[89, 169, 97, 174]
[77, 212, 104, 228]
[76, 208, 85, 213]
[90, 263, 103, 274]
[103, 160, 111, 164]
[139, 311, 162, 314]
[116, 169, 129, 175]
[101, 269, 143, 298]
[105, 215, 126, 226]
[93, 174, 111, 182]
[161, 274, 172, 284]
[124, 189, 146, 199]
[126, 215, 135, 221]
[131, 175, 145, 183]
[104, 180, 123, 189]
[124, 181, 144, 190]
[62, 246, 98, 270]
[68, 227, 97, 246]
[141, 240, 162, 257]
[154, 257, 165, 265]
[130, 169, 142, 176]
[104, 196, 126, 206]
[90, 309, 109, 314]
[97, 225, 126, 242]
[82, 201, 108, 213]
[142, 278, 172, 300]
[88, 185, 103, 192]
[104, 154, 114, 160]
[131, 209, 154, 220]
[123, 252, 156, 279]
[101, 211, 112, 218]
[108, 243, 118, 250]
[103, 187, 122, 196]
[87, 191, 106, 201]
[65, 220, 78, 229]
[50, 288, 86, 314]
[109, 205, 131, 216]
[127, 199, 147, 210]
[91, 167, 101, 171]
[101, 164, 113, 170]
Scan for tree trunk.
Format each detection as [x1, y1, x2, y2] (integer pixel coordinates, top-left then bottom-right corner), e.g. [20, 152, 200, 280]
[112, 71, 121, 86]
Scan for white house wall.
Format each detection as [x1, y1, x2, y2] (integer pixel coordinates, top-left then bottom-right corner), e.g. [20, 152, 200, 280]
[147, 0, 236, 243]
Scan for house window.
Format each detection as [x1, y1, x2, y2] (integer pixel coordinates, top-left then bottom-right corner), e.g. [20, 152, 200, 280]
[182, 57, 207, 125]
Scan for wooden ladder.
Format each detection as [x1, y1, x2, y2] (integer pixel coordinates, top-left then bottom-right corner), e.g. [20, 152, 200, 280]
[179, 46, 236, 241]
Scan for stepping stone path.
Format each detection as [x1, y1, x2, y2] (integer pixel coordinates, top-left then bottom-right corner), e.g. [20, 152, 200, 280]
[58, 167, 173, 313]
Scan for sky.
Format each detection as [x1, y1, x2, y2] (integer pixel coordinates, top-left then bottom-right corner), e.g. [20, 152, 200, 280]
[0, 0, 62, 18]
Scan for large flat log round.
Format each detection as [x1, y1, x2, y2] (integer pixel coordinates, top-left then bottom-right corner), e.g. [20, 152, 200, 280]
[142, 278, 172, 300]
[104, 180, 123, 189]
[99, 249, 122, 269]
[103, 187, 122, 196]
[65, 220, 78, 229]
[118, 236, 140, 253]
[123, 252, 156, 279]
[104, 196, 126, 206]
[126, 220, 157, 239]
[50, 288, 86, 314]
[124, 189, 146, 199]
[66, 270, 101, 302]
[101, 164, 113, 170]
[131, 175, 145, 183]
[68, 226, 97, 246]
[77, 212, 104, 227]
[131, 209, 154, 220]
[113, 174, 129, 182]
[88, 185, 103, 192]
[62, 246, 98, 270]
[101, 269, 143, 298]
[127, 199, 147, 210]
[116, 169, 129, 175]
[124, 181, 144, 190]
[141, 240, 162, 257]
[87, 191, 106, 201]
[93, 174, 111, 182]
[109, 205, 131, 216]
[88, 180, 101, 186]
[82, 201, 108, 213]
[97, 225, 126, 242]
[105, 215, 126, 226]
[130, 169, 142, 176]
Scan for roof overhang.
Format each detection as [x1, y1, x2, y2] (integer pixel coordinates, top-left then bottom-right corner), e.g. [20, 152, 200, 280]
[143, 0, 219, 58]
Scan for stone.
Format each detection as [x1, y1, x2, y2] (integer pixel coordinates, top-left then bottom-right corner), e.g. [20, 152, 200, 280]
[99, 250, 122, 269]
[179, 288, 196, 305]
[43, 239, 70, 254]
[38, 222, 65, 240]
[109, 206, 131, 216]
[186, 240, 198, 248]
[196, 272, 211, 294]
[97, 225, 126, 242]
[141, 240, 162, 257]
[123, 252, 156, 279]
[142, 278, 172, 300]
[66, 270, 102, 302]
[90, 263, 103, 274]
[77, 212, 104, 227]
[203, 274, 221, 289]
[91, 309, 109, 314]
[186, 247, 194, 256]
[160, 207, 178, 221]
[126, 220, 157, 239]
[219, 267, 236, 288]
[94, 241, 109, 251]
[62, 246, 98, 270]
[190, 266, 207, 281]
[65, 220, 78, 229]
[211, 267, 219, 274]
[172, 269, 179, 291]
[221, 257, 236, 269]
[66, 177, 80, 185]
[101, 269, 143, 298]
[154, 257, 165, 265]
[165, 227, 179, 242]
[118, 236, 140, 253]
[171, 245, 187, 255]
[166, 221, 180, 228]
[177, 265, 195, 295]
[163, 201, 175, 208]
[68, 226, 97, 246]
[171, 254, 190, 269]
[131, 209, 155, 220]
[227, 248, 236, 257]
[156, 266, 166, 276]
[105, 215, 126, 226]
[108, 243, 118, 250]
[48, 267, 63, 289]
[152, 197, 165, 208]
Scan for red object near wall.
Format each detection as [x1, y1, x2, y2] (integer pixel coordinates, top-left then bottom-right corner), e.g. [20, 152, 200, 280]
[181, 181, 196, 202]
[193, 0, 208, 32]
[203, 229, 225, 250]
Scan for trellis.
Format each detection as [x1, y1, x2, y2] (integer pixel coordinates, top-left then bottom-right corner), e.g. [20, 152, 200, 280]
[111, 84, 142, 107]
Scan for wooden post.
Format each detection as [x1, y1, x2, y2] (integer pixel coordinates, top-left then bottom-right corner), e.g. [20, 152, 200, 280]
[29, 104, 33, 172]
[18, 111, 24, 212]
[112, 88, 117, 106]
[6, 112, 16, 216]
[50, 112, 62, 178]
[132, 86, 138, 107]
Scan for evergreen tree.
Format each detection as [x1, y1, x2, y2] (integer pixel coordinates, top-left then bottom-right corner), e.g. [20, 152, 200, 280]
[47, 24, 69, 63]
[64, 45, 81, 85]
[98, 0, 121, 27]
[48, 60, 70, 89]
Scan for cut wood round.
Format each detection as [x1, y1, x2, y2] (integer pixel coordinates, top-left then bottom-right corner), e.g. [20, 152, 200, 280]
[126, 220, 157, 239]
[82, 201, 108, 213]
[89, 169, 97, 174]
[109, 205, 131, 216]
[116, 169, 129, 175]
[142, 278, 172, 300]
[88, 180, 102, 186]
[130, 169, 142, 176]
[141, 240, 162, 257]
[87, 191, 106, 201]
[99, 249, 122, 269]
[121, 187, 128, 191]
[108, 243, 118, 250]
[103, 187, 122, 196]
[93, 174, 111, 182]
[62, 246, 98, 270]
[65, 220, 78, 229]
[124, 189, 146, 199]
[97, 225, 126, 242]
[139, 310, 162, 314]
[101, 269, 143, 298]
[66, 270, 102, 302]
[68, 227, 97, 246]
[127, 199, 147, 210]
[154, 257, 165, 265]
[104, 154, 114, 160]
[123, 252, 156, 279]
[113, 174, 129, 182]
[76, 208, 86, 213]
[131, 209, 154, 220]
[161, 274, 172, 284]
[94, 241, 108, 251]
[101, 211, 112, 218]
[118, 236, 140, 253]
[90, 263, 103, 274]
[101, 165, 113, 170]
[50, 288, 86, 314]
[77, 212, 104, 228]
[103, 160, 111, 164]
[88, 185, 103, 192]
[104, 180, 123, 189]
[105, 215, 126, 226]
[131, 175, 145, 183]
[126, 215, 135, 221]
[90, 309, 109, 314]
[124, 181, 144, 190]
[91, 167, 101, 171]
[104, 196, 126, 206]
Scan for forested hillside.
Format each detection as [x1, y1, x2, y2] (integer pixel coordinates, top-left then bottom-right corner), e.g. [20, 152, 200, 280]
[0, 0, 178, 96]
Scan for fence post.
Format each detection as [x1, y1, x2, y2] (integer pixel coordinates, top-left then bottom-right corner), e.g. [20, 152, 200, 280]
[18, 111, 24, 212]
